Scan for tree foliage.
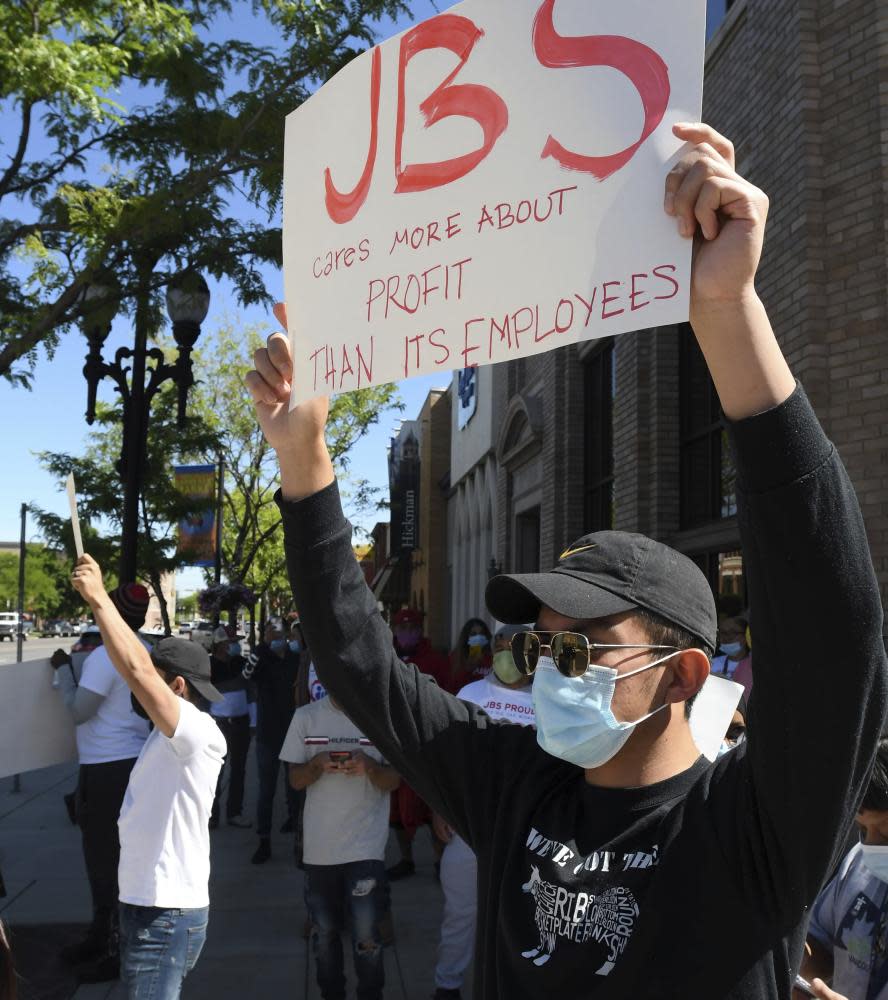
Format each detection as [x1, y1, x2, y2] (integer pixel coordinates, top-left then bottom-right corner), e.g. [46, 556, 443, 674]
[0, 543, 82, 619]
[0, 0, 408, 386]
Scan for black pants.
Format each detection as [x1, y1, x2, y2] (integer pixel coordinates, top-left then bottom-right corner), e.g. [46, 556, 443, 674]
[211, 715, 251, 821]
[77, 758, 138, 942]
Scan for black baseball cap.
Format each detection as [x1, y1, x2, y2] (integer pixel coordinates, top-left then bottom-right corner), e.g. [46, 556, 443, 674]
[485, 531, 717, 653]
[150, 637, 223, 702]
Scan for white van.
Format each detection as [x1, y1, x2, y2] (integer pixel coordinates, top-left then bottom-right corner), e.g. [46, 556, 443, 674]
[0, 612, 33, 641]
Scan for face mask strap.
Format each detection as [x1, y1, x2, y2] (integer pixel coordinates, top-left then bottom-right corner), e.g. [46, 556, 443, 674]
[615, 647, 682, 681]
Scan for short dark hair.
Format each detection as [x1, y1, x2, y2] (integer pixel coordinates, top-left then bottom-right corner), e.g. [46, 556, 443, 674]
[633, 608, 711, 718]
[862, 739, 888, 813]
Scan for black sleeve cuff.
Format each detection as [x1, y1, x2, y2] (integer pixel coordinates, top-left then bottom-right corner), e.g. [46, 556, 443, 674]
[727, 382, 834, 495]
[275, 479, 349, 550]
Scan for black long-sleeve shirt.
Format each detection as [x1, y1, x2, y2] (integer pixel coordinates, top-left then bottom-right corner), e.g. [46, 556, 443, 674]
[278, 385, 887, 999]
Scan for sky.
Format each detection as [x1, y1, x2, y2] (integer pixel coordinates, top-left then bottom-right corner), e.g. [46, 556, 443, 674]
[0, 0, 728, 594]
[0, 0, 450, 594]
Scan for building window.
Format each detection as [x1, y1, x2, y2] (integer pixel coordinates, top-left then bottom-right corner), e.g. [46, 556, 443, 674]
[584, 340, 615, 531]
[679, 325, 736, 529]
[707, 0, 737, 40]
[515, 508, 541, 573]
[691, 550, 747, 615]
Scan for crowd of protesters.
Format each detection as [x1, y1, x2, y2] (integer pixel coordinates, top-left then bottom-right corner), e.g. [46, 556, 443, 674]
[3, 120, 887, 1000]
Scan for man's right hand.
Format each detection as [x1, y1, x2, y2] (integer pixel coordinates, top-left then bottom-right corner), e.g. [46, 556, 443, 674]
[245, 303, 334, 501]
[311, 752, 341, 776]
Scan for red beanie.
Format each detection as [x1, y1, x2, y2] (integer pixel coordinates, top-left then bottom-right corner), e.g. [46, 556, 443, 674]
[110, 583, 150, 628]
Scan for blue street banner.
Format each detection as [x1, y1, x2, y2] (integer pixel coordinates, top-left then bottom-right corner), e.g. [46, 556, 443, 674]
[174, 464, 217, 567]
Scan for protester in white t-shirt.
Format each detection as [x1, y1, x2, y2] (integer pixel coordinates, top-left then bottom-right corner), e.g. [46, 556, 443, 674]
[70, 554, 226, 1000]
[51, 582, 151, 984]
[432, 624, 536, 1000]
[280, 696, 400, 1000]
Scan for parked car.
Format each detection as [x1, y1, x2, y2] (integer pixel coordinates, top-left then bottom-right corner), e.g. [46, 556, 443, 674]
[0, 612, 33, 641]
[42, 619, 76, 638]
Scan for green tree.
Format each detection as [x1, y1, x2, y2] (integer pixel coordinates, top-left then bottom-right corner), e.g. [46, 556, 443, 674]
[0, 0, 408, 386]
[188, 319, 400, 620]
[33, 379, 222, 632]
[0, 543, 81, 619]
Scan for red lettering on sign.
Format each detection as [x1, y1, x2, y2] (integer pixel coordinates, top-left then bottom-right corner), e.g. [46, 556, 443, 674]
[652, 264, 679, 300]
[532, 0, 670, 180]
[395, 14, 509, 193]
[324, 47, 382, 224]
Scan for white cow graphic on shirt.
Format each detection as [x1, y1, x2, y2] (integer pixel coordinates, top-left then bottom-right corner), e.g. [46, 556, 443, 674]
[521, 865, 558, 965]
[520, 864, 640, 975]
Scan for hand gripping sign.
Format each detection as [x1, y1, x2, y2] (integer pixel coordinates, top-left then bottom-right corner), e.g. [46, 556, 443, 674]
[283, 0, 706, 405]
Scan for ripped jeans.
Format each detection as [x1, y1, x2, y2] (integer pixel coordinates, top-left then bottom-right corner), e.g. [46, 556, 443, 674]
[119, 904, 208, 1000]
[304, 860, 386, 1000]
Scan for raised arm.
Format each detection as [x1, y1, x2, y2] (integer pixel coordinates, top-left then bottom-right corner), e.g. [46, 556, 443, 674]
[668, 123, 887, 912]
[71, 555, 182, 738]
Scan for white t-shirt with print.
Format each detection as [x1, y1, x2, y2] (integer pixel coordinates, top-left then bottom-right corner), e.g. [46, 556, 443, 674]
[77, 643, 151, 764]
[809, 843, 888, 1000]
[118, 698, 225, 908]
[279, 698, 387, 866]
[457, 675, 536, 727]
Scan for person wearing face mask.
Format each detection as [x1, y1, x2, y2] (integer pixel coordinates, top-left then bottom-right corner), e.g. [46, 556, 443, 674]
[711, 616, 753, 699]
[49, 581, 151, 984]
[244, 617, 304, 864]
[208, 625, 252, 829]
[795, 739, 888, 1000]
[432, 624, 535, 1000]
[450, 618, 494, 692]
[387, 608, 450, 881]
[69, 554, 225, 1000]
[248, 122, 888, 999]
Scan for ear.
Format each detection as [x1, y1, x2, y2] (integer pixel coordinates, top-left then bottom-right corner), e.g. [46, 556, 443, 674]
[664, 649, 711, 705]
[168, 674, 188, 699]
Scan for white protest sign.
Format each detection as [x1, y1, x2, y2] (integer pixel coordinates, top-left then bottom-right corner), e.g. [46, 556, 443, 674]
[283, 0, 705, 404]
[66, 472, 84, 558]
[0, 660, 77, 779]
[689, 674, 744, 762]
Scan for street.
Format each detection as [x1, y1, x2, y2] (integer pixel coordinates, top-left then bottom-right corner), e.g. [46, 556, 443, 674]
[0, 635, 68, 667]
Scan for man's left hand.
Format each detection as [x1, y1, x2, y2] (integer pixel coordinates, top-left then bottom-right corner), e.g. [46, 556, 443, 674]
[809, 980, 847, 1000]
[70, 554, 106, 607]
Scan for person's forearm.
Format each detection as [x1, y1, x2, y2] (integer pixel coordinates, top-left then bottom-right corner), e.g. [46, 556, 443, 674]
[278, 439, 335, 502]
[289, 759, 323, 790]
[367, 762, 401, 793]
[56, 668, 103, 724]
[691, 295, 796, 421]
[90, 595, 155, 683]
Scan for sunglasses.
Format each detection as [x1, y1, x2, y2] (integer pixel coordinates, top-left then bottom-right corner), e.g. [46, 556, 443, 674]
[510, 630, 679, 678]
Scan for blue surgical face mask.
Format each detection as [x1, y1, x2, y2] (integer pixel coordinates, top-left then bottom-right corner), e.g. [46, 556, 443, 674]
[467, 634, 489, 648]
[288, 639, 302, 654]
[720, 641, 744, 657]
[861, 844, 888, 883]
[269, 638, 286, 653]
[532, 651, 680, 769]
[228, 642, 242, 657]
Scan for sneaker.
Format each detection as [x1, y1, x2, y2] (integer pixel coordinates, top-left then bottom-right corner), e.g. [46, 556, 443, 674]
[228, 814, 252, 829]
[432, 989, 461, 999]
[279, 817, 294, 834]
[385, 858, 416, 881]
[76, 953, 120, 984]
[251, 838, 272, 865]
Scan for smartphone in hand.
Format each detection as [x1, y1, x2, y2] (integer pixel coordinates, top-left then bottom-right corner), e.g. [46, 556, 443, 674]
[329, 751, 353, 766]
[794, 975, 817, 998]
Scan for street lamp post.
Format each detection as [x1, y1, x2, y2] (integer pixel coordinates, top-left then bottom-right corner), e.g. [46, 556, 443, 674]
[81, 271, 211, 583]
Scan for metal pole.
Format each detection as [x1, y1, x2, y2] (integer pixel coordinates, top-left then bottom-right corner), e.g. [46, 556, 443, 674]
[119, 273, 151, 583]
[16, 504, 26, 662]
[12, 503, 26, 793]
[214, 455, 223, 586]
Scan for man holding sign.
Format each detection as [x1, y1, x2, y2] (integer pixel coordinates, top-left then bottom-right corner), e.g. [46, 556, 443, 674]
[249, 117, 888, 997]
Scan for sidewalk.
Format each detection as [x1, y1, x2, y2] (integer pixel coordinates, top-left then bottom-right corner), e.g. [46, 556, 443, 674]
[0, 753, 466, 1000]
